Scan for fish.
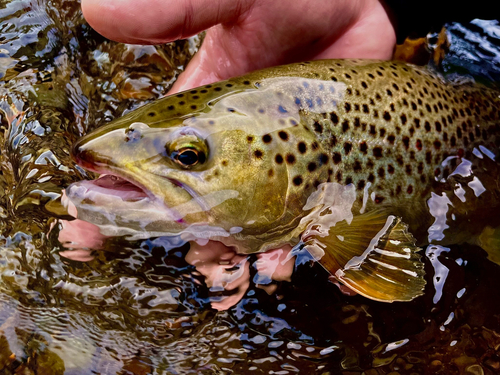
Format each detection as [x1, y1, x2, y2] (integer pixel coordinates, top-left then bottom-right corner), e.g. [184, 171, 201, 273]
[65, 59, 500, 303]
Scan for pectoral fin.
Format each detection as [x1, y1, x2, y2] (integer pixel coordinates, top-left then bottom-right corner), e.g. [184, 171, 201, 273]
[303, 211, 426, 302]
[478, 225, 500, 266]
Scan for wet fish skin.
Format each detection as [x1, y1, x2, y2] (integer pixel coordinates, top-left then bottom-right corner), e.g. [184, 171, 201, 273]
[67, 60, 500, 301]
[72, 59, 500, 241]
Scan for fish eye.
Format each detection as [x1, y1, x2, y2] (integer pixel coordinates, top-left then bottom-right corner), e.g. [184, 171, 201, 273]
[173, 148, 205, 167]
[166, 129, 209, 168]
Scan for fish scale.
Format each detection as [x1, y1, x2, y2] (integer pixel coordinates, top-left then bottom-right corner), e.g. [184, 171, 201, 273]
[67, 60, 500, 302]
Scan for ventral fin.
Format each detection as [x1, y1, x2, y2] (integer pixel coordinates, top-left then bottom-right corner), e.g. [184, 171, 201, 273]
[302, 211, 426, 302]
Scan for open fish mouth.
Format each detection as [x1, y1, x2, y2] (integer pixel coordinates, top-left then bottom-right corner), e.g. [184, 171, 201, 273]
[83, 174, 150, 202]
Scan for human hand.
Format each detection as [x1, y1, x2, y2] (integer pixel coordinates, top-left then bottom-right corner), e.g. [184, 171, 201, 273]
[81, 0, 395, 93]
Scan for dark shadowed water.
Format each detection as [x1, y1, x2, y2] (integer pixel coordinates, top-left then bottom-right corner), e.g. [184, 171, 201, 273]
[1, 1, 500, 374]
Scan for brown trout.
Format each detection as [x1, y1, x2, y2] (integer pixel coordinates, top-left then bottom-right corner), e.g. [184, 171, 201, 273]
[66, 60, 500, 303]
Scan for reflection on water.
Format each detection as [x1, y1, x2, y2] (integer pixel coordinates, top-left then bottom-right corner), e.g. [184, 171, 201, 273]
[1, 1, 500, 374]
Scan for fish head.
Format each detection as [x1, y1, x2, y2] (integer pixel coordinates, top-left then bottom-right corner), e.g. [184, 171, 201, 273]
[67, 82, 331, 249]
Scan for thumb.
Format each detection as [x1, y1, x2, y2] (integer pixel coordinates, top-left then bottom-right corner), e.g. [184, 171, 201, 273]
[81, 0, 252, 44]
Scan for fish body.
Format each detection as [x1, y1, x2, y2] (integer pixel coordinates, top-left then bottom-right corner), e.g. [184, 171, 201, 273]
[67, 60, 500, 302]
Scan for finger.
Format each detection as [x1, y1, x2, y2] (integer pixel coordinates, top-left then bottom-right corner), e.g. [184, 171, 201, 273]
[81, 0, 253, 44]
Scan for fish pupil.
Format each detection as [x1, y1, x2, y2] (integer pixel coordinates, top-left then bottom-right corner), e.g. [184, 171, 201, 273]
[176, 149, 199, 166]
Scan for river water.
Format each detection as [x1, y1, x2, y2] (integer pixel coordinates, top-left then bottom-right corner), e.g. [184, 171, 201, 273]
[1, 1, 500, 374]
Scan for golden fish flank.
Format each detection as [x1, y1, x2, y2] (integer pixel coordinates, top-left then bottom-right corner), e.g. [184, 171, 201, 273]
[66, 60, 500, 303]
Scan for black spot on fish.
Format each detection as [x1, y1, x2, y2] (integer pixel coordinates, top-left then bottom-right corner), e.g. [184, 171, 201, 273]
[400, 114, 407, 125]
[383, 112, 391, 121]
[392, 83, 399, 91]
[375, 195, 385, 203]
[424, 121, 431, 132]
[263, 134, 272, 143]
[247, 136, 254, 143]
[450, 136, 456, 147]
[378, 167, 385, 177]
[402, 136, 410, 149]
[357, 180, 365, 189]
[373, 147, 383, 158]
[345, 73, 351, 79]
[361, 81, 368, 89]
[191, 105, 197, 110]
[388, 164, 394, 174]
[379, 128, 386, 137]
[200, 89, 208, 93]
[179, 101, 185, 105]
[434, 140, 442, 149]
[148, 112, 156, 117]
[405, 165, 412, 175]
[308, 162, 317, 172]
[386, 89, 393, 97]
[311, 142, 319, 151]
[275, 154, 283, 164]
[354, 118, 360, 127]
[359, 142, 368, 154]
[293, 176, 303, 186]
[329, 135, 337, 147]
[353, 160, 362, 172]
[330, 112, 339, 124]
[416, 139, 422, 151]
[425, 151, 432, 164]
[368, 173, 375, 183]
[168, 105, 175, 110]
[254, 150, 263, 158]
[407, 185, 413, 194]
[226, 83, 233, 88]
[319, 153, 329, 165]
[387, 134, 395, 144]
[286, 154, 296, 164]
[298, 142, 307, 154]
[363, 104, 369, 113]
[313, 122, 323, 134]
[268, 169, 274, 177]
[344, 142, 352, 155]
[345, 176, 353, 185]
[345, 103, 351, 112]
[342, 120, 349, 132]
[278, 131, 289, 141]
[243, 80, 251, 85]
[333, 152, 342, 164]
[222, 160, 228, 166]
